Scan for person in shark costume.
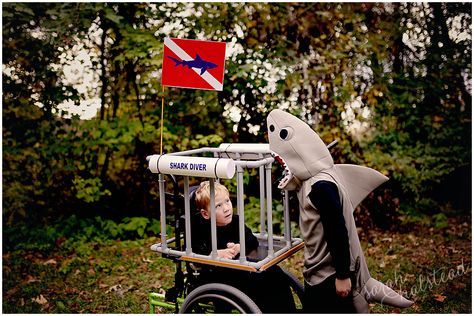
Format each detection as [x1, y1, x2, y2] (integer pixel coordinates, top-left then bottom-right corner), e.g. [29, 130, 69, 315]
[267, 109, 413, 313]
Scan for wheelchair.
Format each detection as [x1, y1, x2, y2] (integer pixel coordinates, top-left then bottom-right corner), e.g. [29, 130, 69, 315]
[147, 143, 305, 313]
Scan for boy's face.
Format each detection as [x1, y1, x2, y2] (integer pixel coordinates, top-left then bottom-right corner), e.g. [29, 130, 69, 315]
[201, 191, 233, 226]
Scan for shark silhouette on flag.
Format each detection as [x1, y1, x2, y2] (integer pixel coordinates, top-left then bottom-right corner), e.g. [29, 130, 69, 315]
[267, 109, 414, 313]
[167, 54, 218, 75]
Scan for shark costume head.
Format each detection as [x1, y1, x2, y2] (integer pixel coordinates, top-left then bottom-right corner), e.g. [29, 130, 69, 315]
[267, 109, 333, 189]
[267, 109, 413, 312]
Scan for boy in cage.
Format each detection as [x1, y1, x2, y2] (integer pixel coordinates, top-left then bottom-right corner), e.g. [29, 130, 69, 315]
[190, 180, 296, 313]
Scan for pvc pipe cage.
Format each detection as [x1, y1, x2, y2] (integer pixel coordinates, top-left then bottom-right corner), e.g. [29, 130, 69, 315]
[147, 144, 304, 272]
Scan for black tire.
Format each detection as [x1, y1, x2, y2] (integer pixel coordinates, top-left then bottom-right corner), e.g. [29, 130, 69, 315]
[280, 266, 305, 304]
[180, 283, 262, 314]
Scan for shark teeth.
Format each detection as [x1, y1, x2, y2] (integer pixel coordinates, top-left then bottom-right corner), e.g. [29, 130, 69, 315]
[271, 152, 293, 189]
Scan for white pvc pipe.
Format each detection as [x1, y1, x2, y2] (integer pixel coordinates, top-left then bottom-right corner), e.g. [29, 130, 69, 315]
[218, 143, 271, 160]
[209, 180, 218, 258]
[183, 177, 192, 255]
[265, 163, 274, 257]
[158, 174, 167, 250]
[148, 155, 236, 179]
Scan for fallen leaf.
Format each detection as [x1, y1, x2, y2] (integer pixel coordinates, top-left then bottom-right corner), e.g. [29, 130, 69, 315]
[453, 283, 466, 290]
[106, 284, 122, 294]
[117, 265, 126, 272]
[43, 259, 57, 265]
[32, 294, 48, 305]
[384, 254, 398, 261]
[366, 246, 380, 256]
[7, 287, 18, 296]
[65, 288, 79, 294]
[404, 273, 416, 281]
[55, 236, 67, 247]
[433, 293, 447, 302]
[23, 275, 39, 284]
[142, 257, 153, 263]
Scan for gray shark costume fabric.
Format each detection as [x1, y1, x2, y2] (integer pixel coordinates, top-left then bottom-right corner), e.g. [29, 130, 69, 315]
[267, 109, 413, 312]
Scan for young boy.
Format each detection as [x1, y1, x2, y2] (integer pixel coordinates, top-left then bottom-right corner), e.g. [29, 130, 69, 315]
[191, 181, 259, 260]
[190, 181, 296, 313]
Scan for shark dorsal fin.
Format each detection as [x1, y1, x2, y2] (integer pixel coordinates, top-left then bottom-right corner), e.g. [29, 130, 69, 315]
[334, 164, 388, 211]
[195, 54, 202, 61]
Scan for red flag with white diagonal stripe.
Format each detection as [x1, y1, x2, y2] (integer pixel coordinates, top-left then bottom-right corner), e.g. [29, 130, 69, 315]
[162, 38, 226, 91]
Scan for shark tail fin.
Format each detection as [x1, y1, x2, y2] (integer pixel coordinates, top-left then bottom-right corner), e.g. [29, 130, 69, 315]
[334, 164, 388, 211]
[362, 277, 414, 308]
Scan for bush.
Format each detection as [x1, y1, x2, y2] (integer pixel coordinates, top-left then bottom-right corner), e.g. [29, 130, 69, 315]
[3, 215, 162, 253]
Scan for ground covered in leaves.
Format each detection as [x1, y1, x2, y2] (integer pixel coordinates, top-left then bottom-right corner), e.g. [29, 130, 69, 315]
[3, 215, 471, 313]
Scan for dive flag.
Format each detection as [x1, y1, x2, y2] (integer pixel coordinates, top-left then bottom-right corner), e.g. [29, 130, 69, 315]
[162, 38, 226, 91]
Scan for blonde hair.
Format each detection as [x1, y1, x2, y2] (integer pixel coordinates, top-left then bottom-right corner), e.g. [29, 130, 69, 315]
[195, 181, 229, 211]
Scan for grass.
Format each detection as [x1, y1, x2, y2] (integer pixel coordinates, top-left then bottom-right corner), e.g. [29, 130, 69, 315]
[2, 215, 471, 313]
[3, 239, 175, 313]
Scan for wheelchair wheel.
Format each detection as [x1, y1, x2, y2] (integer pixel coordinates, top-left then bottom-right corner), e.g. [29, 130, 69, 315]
[180, 283, 262, 314]
[280, 266, 304, 304]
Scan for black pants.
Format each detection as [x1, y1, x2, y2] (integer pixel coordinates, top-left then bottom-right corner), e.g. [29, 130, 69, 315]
[304, 274, 355, 314]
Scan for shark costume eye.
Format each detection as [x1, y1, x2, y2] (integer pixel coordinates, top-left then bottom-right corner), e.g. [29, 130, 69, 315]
[279, 127, 294, 141]
[269, 124, 275, 132]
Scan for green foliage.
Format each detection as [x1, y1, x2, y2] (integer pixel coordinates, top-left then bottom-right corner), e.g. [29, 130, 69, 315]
[432, 213, 449, 229]
[118, 217, 150, 238]
[73, 176, 111, 203]
[243, 196, 300, 237]
[362, 141, 468, 206]
[3, 215, 162, 253]
[243, 196, 265, 232]
[2, 3, 471, 230]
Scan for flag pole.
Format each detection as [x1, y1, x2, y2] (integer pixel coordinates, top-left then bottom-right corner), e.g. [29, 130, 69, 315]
[160, 85, 165, 155]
